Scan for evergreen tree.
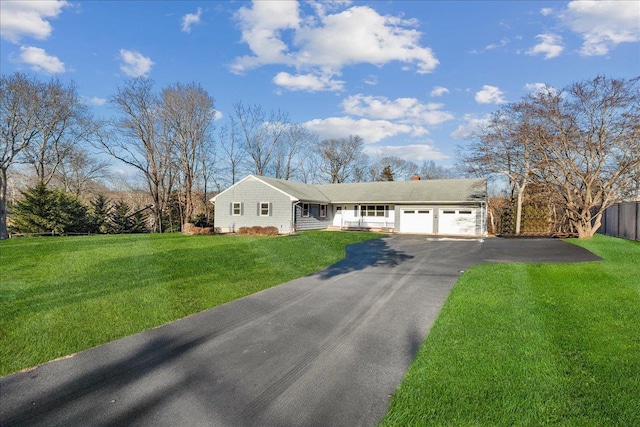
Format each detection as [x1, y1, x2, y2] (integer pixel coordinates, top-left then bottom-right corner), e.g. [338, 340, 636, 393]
[54, 191, 90, 233]
[11, 182, 57, 233]
[129, 209, 149, 233]
[378, 165, 394, 181]
[108, 200, 132, 234]
[12, 182, 90, 234]
[89, 195, 111, 234]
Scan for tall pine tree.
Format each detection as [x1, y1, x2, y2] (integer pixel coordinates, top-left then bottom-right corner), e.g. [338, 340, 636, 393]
[11, 182, 89, 234]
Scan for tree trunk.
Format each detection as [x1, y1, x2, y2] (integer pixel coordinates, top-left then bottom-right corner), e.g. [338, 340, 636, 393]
[515, 188, 524, 235]
[573, 217, 599, 239]
[0, 169, 8, 240]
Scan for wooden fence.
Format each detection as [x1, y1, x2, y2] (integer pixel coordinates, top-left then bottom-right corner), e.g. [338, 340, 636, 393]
[599, 202, 640, 241]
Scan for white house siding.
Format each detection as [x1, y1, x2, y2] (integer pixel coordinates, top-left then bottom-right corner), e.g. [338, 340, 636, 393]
[295, 203, 333, 231]
[333, 204, 396, 230]
[214, 178, 295, 234]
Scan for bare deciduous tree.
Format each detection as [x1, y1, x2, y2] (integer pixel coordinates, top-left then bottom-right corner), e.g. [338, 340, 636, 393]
[161, 82, 215, 229]
[217, 123, 246, 187]
[98, 78, 172, 232]
[533, 76, 640, 238]
[461, 101, 540, 235]
[273, 123, 317, 181]
[419, 160, 457, 180]
[54, 145, 111, 197]
[369, 156, 419, 181]
[317, 135, 368, 183]
[460, 75, 640, 239]
[22, 79, 89, 186]
[232, 102, 289, 176]
[0, 73, 41, 239]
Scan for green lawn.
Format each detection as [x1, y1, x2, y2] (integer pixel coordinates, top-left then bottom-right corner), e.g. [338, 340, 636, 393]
[0, 231, 381, 376]
[382, 235, 640, 426]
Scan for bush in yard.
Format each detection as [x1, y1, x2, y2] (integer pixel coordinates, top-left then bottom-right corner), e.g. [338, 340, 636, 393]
[237, 226, 280, 236]
[107, 200, 149, 234]
[182, 222, 214, 235]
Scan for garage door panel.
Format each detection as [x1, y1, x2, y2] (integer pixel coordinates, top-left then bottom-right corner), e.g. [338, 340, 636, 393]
[439, 209, 476, 235]
[400, 209, 433, 233]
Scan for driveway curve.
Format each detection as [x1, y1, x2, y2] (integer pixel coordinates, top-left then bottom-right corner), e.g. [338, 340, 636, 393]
[0, 236, 600, 427]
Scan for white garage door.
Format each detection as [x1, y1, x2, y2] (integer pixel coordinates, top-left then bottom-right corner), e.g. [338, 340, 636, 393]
[438, 209, 476, 235]
[400, 208, 433, 234]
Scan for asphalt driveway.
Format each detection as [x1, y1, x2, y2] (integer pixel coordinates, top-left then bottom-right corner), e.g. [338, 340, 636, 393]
[0, 236, 600, 427]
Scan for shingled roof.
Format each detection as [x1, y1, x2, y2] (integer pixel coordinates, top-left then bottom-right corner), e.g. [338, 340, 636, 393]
[221, 175, 486, 204]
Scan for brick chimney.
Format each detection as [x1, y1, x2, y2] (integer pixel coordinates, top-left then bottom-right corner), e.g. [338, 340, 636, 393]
[412, 174, 421, 181]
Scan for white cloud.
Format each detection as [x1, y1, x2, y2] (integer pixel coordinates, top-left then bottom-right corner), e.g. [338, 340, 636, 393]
[342, 94, 453, 125]
[364, 75, 378, 86]
[303, 116, 416, 144]
[181, 7, 202, 33]
[119, 49, 154, 77]
[523, 82, 560, 96]
[232, 2, 438, 92]
[540, 8, 553, 17]
[563, 0, 640, 56]
[294, 6, 438, 73]
[485, 38, 510, 50]
[0, 0, 68, 43]
[231, 1, 301, 72]
[451, 114, 490, 139]
[17, 46, 65, 73]
[86, 96, 107, 106]
[430, 86, 449, 97]
[475, 85, 506, 104]
[367, 143, 448, 162]
[524, 83, 546, 93]
[273, 72, 344, 92]
[527, 33, 564, 59]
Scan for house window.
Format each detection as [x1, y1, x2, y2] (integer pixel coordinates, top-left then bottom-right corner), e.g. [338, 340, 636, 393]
[260, 202, 270, 216]
[360, 205, 388, 217]
[302, 203, 310, 217]
[320, 204, 327, 218]
[232, 202, 242, 216]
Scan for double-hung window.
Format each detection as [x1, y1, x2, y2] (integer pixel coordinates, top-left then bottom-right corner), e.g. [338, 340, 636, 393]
[320, 204, 327, 218]
[260, 202, 270, 216]
[232, 202, 242, 216]
[302, 203, 310, 217]
[360, 205, 388, 217]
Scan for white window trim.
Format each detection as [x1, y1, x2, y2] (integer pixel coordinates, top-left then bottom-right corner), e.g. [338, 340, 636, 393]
[302, 203, 310, 218]
[320, 204, 327, 218]
[232, 202, 242, 216]
[260, 202, 270, 217]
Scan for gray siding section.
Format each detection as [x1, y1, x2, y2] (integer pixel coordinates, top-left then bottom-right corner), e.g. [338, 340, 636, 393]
[214, 178, 294, 234]
[295, 203, 333, 231]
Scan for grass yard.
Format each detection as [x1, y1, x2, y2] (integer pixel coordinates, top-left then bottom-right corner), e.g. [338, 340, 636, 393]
[382, 234, 640, 426]
[0, 230, 382, 376]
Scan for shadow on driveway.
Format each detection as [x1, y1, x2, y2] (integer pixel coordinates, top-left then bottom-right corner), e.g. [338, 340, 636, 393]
[318, 238, 414, 279]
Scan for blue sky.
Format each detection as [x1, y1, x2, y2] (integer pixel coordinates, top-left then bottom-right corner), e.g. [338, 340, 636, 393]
[1, 0, 639, 168]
